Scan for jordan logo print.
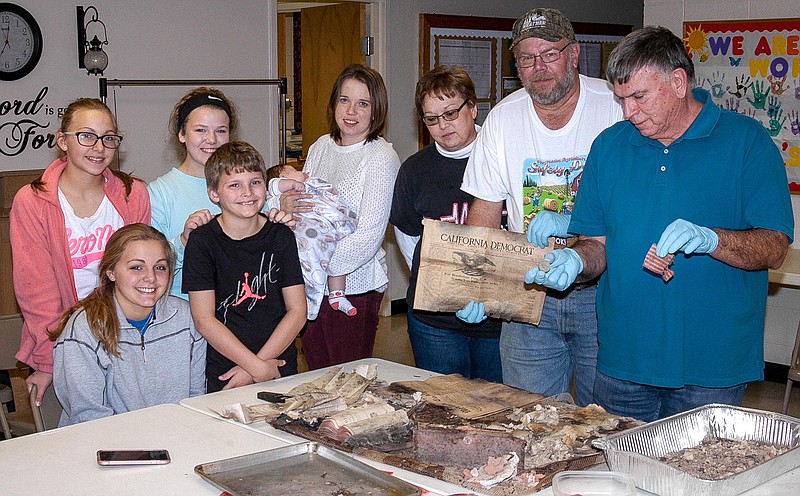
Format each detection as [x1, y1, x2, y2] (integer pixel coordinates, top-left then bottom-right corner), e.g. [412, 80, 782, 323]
[232, 272, 266, 306]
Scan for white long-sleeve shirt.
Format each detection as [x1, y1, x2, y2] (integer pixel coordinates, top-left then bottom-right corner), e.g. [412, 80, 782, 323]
[271, 135, 400, 294]
[393, 227, 418, 270]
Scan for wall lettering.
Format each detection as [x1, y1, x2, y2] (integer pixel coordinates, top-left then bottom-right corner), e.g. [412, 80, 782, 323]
[0, 87, 57, 157]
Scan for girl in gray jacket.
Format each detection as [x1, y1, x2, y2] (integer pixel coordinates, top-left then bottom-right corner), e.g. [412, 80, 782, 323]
[51, 224, 206, 426]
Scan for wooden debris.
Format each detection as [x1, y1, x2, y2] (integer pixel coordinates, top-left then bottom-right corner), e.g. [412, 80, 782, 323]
[659, 436, 790, 480]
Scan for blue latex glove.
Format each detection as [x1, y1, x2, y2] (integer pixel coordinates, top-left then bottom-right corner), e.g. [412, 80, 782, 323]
[455, 300, 487, 323]
[526, 210, 572, 248]
[656, 219, 719, 257]
[524, 248, 583, 291]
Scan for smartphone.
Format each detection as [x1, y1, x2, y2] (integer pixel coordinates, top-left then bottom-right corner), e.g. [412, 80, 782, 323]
[96, 449, 171, 466]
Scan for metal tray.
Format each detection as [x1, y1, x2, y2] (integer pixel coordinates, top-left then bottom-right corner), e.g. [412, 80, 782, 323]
[195, 442, 422, 496]
[592, 404, 800, 496]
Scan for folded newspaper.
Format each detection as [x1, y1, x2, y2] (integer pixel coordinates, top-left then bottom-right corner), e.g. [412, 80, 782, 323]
[414, 219, 566, 325]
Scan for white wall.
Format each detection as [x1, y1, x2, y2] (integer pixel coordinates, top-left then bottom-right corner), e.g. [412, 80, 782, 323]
[0, 0, 644, 306]
[0, 0, 279, 182]
[382, 0, 644, 301]
[645, 0, 800, 365]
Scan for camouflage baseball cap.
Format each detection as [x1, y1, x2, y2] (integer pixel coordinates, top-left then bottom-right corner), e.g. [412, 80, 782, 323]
[510, 8, 576, 50]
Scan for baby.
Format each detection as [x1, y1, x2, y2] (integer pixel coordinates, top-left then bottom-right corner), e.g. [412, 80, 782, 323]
[266, 164, 358, 319]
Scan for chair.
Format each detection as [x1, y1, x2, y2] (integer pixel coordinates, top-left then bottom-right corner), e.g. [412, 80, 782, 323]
[29, 385, 45, 432]
[29, 370, 63, 431]
[1, 376, 13, 440]
[782, 321, 800, 415]
[0, 314, 23, 440]
[0, 314, 56, 437]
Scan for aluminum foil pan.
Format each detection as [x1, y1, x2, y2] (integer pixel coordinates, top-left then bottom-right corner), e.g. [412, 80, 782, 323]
[592, 404, 800, 496]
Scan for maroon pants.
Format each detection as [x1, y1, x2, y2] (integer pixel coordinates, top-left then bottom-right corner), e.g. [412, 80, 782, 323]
[301, 291, 383, 370]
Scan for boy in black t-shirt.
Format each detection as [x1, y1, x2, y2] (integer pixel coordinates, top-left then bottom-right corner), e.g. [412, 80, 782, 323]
[183, 141, 306, 392]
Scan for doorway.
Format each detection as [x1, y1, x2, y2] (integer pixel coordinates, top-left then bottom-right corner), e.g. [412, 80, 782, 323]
[277, 0, 383, 159]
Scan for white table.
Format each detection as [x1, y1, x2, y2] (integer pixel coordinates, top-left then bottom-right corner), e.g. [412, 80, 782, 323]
[3, 359, 797, 495]
[769, 248, 800, 415]
[0, 403, 294, 496]
[758, 248, 800, 493]
[181, 358, 800, 496]
[769, 248, 800, 287]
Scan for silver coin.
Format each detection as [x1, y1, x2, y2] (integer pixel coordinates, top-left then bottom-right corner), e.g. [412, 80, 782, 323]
[538, 260, 551, 271]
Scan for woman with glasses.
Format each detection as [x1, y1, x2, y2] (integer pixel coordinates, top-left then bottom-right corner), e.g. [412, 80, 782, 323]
[389, 65, 503, 382]
[10, 98, 150, 407]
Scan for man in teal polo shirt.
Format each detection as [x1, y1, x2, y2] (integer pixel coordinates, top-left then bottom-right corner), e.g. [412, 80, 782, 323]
[526, 26, 794, 422]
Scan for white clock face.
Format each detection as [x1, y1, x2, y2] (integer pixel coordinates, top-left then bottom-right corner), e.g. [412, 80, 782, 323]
[0, 6, 41, 79]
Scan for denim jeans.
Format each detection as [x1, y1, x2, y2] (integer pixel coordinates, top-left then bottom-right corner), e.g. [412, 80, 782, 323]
[500, 285, 598, 406]
[406, 309, 503, 382]
[593, 371, 747, 422]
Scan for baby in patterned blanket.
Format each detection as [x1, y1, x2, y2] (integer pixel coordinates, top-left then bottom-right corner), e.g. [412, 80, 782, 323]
[266, 164, 358, 319]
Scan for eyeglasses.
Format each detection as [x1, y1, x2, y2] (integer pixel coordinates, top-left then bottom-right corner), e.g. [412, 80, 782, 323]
[62, 131, 123, 149]
[420, 100, 470, 126]
[515, 43, 572, 68]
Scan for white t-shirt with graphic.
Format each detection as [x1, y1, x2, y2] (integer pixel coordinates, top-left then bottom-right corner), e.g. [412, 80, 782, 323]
[59, 189, 124, 298]
[462, 74, 623, 233]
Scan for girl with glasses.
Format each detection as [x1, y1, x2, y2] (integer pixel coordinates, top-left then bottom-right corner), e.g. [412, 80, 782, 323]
[10, 98, 150, 408]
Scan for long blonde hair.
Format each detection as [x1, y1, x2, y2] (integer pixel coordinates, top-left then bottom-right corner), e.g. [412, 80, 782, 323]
[49, 224, 176, 357]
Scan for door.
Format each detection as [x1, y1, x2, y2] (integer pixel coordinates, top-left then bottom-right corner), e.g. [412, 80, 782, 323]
[301, 2, 365, 155]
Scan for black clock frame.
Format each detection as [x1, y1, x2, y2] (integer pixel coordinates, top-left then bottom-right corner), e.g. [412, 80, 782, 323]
[0, 2, 43, 81]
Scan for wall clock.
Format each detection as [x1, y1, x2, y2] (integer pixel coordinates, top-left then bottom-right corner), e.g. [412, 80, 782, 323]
[0, 3, 43, 81]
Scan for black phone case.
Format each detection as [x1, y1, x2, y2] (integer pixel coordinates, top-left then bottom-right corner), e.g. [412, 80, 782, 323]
[257, 391, 289, 403]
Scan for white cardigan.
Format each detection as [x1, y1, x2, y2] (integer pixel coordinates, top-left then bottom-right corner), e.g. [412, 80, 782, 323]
[272, 135, 400, 294]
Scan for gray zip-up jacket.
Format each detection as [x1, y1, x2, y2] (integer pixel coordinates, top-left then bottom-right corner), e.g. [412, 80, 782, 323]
[53, 295, 206, 426]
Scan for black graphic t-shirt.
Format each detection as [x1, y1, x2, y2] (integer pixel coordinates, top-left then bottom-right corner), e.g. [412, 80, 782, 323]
[183, 215, 303, 389]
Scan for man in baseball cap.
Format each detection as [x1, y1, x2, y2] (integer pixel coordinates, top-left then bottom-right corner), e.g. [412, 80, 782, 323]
[460, 8, 622, 407]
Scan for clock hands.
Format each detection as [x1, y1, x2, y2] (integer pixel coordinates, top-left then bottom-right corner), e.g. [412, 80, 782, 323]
[1, 20, 9, 44]
[0, 22, 10, 58]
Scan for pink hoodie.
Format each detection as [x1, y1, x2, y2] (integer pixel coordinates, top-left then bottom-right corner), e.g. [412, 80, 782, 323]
[11, 157, 151, 373]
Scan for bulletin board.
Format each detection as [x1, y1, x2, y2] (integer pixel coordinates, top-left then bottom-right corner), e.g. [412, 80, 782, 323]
[683, 19, 800, 192]
[434, 36, 498, 104]
[419, 13, 631, 147]
[420, 13, 516, 132]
